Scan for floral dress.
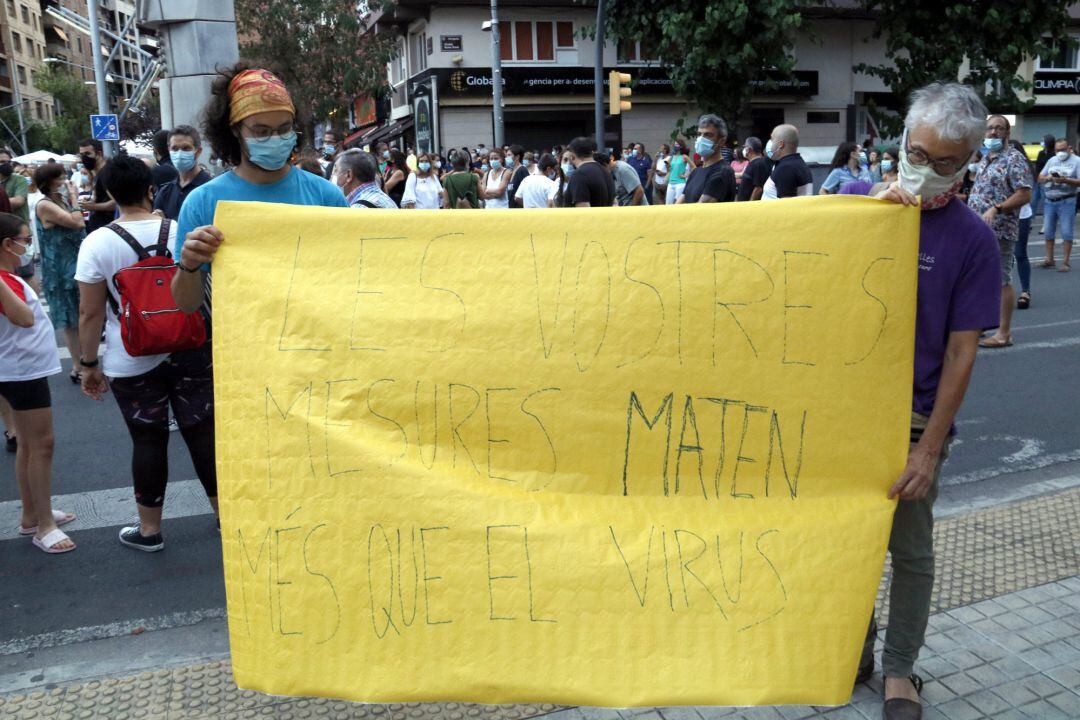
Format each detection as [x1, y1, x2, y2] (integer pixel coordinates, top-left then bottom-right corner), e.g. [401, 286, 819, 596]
[35, 198, 86, 330]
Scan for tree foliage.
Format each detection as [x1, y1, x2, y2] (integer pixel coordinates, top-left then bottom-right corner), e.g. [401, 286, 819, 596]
[601, 0, 807, 135]
[856, 1, 1077, 137]
[235, 0, 398, 147]
[34, 64, 96, 152]
[120, 93, 162, 146]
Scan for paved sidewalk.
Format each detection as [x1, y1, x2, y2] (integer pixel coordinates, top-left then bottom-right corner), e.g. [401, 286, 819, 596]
[2, 488, 1079, 719]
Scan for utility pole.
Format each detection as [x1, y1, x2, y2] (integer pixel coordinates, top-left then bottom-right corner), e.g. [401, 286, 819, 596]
[594, 0, 605, 148]
[87, 1, 114, 157]
[2, 20, 26, 152]
[489, 0, 504, 147]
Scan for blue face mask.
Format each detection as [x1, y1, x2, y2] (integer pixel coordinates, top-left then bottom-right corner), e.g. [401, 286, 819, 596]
[323, 143, 335, 155]
[880, 159, 894, 172]
[482, 163, 490, 172]
[245, 131, 296, 171]
[983, 137, 1003, 153]
[523, 159, 531, 167]
[632, 149, 640, 158]
[562, 162, 574, 176]
[504, 157, 514, 168]
[695, 136, 715, 158]
[170, 149, 197, 173]
[765, 139, 777, 160]
[418, 161, 431, 173]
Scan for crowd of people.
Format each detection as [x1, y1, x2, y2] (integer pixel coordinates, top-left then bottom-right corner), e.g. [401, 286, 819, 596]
[0, 60, 1065, 718]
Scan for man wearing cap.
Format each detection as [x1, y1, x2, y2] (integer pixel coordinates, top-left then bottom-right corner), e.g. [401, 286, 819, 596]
[171, 64, 348, 314]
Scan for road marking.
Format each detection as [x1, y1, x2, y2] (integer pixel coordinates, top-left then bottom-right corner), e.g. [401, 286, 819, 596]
[943, 448, 1080, 487]
[1018, 318, 1080, 331]
[0, 607, 226, 656]
[978, 336, 1080, 355]
[0, 479, 212, 541]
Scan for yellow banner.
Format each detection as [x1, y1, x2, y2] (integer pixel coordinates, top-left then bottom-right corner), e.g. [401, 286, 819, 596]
[213, 197, 919, 707]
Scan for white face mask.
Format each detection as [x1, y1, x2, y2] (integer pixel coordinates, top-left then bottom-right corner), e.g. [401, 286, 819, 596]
[1056, 151, 1069, 162]
[6, 239, 32, 267]
[898, 142, 968, 209]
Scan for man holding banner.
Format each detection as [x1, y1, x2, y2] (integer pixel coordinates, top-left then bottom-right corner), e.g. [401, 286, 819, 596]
[868, 83, 1002, 719]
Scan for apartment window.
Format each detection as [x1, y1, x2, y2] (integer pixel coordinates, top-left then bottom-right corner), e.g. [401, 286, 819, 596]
[34, 101, 42, 119]
[617, 39, 658, 63]
[77, 37, 83, 53]
[499, 21, 574, 62]
[10, 32, 19, 53]
[16, 64, 25, 84]
[4, 1, 12, 14]
[807, 111, 841, 124]
[20, 4, 28, 24]
[1039, 39, 1079, 70]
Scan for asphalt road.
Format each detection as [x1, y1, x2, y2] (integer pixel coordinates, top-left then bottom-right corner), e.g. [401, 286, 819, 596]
[1, 213, 1079, 672]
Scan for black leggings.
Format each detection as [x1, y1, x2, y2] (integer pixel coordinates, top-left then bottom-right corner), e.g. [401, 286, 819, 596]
[127, 417, 217, 508]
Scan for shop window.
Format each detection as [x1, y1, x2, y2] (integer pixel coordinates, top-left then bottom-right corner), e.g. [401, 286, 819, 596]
[500, 21, 574, 62]
[1039, 39, 1079, 70]
[807, 111, 841, 124]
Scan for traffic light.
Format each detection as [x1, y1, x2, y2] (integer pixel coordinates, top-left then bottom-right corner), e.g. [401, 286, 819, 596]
[609, 70, 632, 115]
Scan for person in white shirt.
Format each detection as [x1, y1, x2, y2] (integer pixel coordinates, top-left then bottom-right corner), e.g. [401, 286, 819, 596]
[0, 211, 76, 553]
[401, 152, 445, 209]
[515, 153, 560, 208]
[75, 155, 217, 553]
[1036, 137, 1080, 270]
[651, 144, 670, 204]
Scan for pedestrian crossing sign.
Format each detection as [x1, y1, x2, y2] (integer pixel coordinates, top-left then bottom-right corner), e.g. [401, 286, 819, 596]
[90, 114, 119, 141]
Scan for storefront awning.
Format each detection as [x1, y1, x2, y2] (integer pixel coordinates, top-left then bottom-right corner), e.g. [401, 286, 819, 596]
[348, 117, 414, 149]
[53, 26, 69, 43]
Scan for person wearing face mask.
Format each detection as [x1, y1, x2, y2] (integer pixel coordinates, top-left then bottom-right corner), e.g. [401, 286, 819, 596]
[320, 129, 340, 178]
[382, 149, 409, 208]
[554, 150, 575, 207]
[565, 137, 614, 208]
[150, 129, 180, 191]
[736, 137, 771, 201]
[75, 155, 218, 552]
[515, 153, 560, 209]
[0, 211, 77, 554]
[76, 139, 116, 234]
[153, 125, 212, 221]
[967, 114, 1032, 348]
[33, 163, 86, 383]
[650, 143, 670, 205]
[1031, 133, 1055, 216]
[859, 82, 1002, 720]
[1036, 137, 1080, 271]
[442, 151, 480, 209]
[626, 142, 652, 194]
[505, 145, 529, 208]
[820, 141, 872, 194]
[333, 149, 397, 209]
[761, 124, 813, 200]
[836, 146, 900, 197]
[375, 142, 390, 175]
[675, 114, 736, 204]
[867, 149, 882, 183]
[481, 148, 512, 209]
[400, 152, 445, 210]
[664, 141, 691, 205]
[170, 63, 347, 321]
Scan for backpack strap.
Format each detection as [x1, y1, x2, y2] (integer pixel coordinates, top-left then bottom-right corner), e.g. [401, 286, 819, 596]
[357, 199, 378, 208]
[154, 218, 172, 258]
[106, 222, 152, 262]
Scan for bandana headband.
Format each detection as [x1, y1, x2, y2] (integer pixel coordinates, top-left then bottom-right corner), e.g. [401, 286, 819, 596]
[228, 69, 295, 126]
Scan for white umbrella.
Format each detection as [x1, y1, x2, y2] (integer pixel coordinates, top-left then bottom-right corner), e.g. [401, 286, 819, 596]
[13, 149, 66, 165]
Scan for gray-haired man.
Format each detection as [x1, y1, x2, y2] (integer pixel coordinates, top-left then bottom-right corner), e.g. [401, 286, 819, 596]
[675, 113, 736, 203]
[868, 82, 1002, 719]
[333, 150, 397, 209]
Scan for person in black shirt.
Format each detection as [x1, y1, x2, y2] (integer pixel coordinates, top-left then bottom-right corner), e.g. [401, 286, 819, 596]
[737, 136, 772, 201]
[77, 138, 116, 233]
[507, 144, 530, 207]
[1032, 133, 1054, 215]
[676, 113, 736, 204]
[153, 125, 212, 220]
[761, 124, 814, 200]
[566, 136, 615, 208]
[150, 128, 179, 190]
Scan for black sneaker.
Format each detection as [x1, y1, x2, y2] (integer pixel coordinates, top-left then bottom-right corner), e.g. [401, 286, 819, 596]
[118, 524, 164, 552]
[4, 431, 15, 453]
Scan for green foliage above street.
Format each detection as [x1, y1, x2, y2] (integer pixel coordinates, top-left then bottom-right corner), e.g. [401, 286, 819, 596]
[235, 0, 399, 145]
[602, 0, 807, 135]
[34, 64, 96, 153]
[857, 0, 1077, 137]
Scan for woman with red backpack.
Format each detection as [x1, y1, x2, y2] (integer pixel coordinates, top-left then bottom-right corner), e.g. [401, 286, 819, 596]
[75, 154, 216, 553]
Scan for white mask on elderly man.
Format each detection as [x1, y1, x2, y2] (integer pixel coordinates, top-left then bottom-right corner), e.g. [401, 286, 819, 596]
[898, 132, 968, 210]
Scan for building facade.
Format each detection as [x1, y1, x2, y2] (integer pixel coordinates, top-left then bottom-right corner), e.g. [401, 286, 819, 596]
[358, 1, 1080, 160]
[0, 0, 53, 131]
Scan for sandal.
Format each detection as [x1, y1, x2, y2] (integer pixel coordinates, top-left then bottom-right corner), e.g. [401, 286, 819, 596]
[1040, 260, 1056, 268]
[1017, 292, 1031, 309]
[19, 509, 76, 536]
[979, 336, 1014, 349]
[69, 370, 82, 384]
[1058, 263, 1071, 273]
[32, 528, 76, 554]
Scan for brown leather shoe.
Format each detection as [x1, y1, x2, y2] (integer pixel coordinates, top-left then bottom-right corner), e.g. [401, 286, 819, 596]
[882, 675, 923, 720]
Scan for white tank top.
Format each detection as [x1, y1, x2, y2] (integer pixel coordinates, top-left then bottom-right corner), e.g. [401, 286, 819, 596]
[485, 169, 509, 209]
[0, 270, 61, 382]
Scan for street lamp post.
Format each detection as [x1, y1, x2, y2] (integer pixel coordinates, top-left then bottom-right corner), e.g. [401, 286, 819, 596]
[87, 2, 114, 157]
[594, 0, 605, 147]
[488, 0, 504, 148]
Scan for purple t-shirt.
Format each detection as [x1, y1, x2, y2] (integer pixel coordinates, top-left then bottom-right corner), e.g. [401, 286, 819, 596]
[840, 187, 1001, 417]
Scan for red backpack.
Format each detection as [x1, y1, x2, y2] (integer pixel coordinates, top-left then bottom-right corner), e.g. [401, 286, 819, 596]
[107, 220, 207, 357]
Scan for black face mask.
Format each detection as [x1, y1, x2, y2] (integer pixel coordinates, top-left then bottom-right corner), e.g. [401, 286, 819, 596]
[81, 154, 96, 171]
[0, 163, 12, 177]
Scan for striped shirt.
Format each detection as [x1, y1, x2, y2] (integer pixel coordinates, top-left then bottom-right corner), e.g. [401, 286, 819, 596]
[346, 181, 398, 209]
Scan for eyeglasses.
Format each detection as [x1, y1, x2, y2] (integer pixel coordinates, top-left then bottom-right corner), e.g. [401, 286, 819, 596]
[239, 121, 295, 142]
[903, 130, 968, 177]
[8, 235, 32, 245]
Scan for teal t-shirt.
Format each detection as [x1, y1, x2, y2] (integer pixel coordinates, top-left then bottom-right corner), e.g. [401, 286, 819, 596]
[175, 166, 348, 257]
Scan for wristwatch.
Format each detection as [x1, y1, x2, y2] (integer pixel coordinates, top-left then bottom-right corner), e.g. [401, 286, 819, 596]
[80, 357, 100, 368]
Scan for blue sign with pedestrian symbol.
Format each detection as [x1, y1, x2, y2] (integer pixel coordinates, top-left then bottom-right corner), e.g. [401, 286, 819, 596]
[90, 114, 120, 141]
